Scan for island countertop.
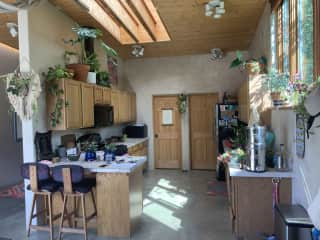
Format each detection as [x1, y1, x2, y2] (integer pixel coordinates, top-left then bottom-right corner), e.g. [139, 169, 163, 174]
[48, 156, 147, 173]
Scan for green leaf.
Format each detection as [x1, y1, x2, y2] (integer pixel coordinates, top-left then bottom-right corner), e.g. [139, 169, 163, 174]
[230, 58, 242, 68]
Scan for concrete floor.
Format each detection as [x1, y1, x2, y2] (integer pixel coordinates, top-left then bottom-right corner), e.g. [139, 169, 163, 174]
[0, 170, 234, 240]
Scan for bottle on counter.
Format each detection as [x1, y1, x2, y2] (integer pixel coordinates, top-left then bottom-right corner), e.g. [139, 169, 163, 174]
[274, 144, 287, 170]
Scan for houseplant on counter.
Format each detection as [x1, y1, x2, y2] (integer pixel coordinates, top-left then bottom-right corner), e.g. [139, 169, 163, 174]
[43, 65, 73, 128]
[104, 143, 116, 163]
[230, 51, 267, 74]
[83, 141, 99, 161]
[64, 26, 102, 82]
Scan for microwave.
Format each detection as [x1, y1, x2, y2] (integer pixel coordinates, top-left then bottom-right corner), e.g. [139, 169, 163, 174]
[124, 124, 148, 138]
[94, 105, 113, 127]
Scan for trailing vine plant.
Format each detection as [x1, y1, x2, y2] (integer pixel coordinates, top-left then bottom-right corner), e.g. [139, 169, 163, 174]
[177, 94, 187, 113]
[43, 65, 72, 127]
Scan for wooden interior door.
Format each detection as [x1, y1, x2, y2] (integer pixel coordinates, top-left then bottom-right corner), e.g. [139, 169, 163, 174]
[189, 93, 219, 170]
[153, 96, 182, 169]
[65, 80, 82, 129]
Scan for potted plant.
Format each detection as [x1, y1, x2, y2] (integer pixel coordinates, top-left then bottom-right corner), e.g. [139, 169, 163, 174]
[64, 26, 102, 82]
[85, 53, 100, 84]
[3, 70, 42, 120]
[96, 71, 111, 87]
[43, 65, 73, 128]
[230, 51, 267, 74]
[104, 143, 116, 163]
[262, 70, 290, 106]
[83, 141, 98, 161]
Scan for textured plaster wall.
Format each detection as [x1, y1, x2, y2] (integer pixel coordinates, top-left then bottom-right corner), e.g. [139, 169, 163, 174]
[124, 52, 248, 170]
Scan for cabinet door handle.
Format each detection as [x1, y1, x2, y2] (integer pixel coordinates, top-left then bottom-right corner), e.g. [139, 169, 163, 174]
[154, 134, 158, 138]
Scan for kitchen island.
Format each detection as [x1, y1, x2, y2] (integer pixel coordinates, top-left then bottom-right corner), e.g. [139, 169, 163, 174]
[49, 156, 146, 238]
[226, 164, 292, 240]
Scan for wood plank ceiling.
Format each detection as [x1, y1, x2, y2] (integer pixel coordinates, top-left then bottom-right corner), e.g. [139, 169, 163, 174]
[0, 0, 267, 58]
[0, 12, 18, 49]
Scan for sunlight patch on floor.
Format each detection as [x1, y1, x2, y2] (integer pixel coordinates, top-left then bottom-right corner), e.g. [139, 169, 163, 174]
[143, 198, 182, 231]
[148, 186, 188, 209]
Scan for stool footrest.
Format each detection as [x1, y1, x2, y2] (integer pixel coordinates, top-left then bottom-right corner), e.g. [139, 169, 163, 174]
[60, 227, 86, 234]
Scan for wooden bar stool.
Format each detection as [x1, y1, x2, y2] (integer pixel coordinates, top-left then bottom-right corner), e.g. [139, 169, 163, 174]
[52, 165, 97, 240]
[21, 163, 61, 240]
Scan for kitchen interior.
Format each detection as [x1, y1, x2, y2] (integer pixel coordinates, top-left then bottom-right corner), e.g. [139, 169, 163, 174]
[0, 0, 320, 240]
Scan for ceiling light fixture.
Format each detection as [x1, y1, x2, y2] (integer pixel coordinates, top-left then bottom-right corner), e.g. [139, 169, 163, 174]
[210, 48, 224, 60]
[6, 22, 18, 38]
[131, 45, 144, 58]
[205, 0, 225, 19]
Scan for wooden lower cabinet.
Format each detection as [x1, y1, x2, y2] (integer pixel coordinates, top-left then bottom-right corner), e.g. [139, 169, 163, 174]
[226, 170, 292, 240]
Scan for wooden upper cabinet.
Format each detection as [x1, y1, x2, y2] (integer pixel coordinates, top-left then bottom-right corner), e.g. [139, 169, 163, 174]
[81, 83, 95, 128]
[103, 88, 111, 105]
[65, 80, 82, 129]
[94, 86, 103, 105]
[47, 79, 136, 129]
[119, 91, 127, 123]
[111, 90, 120, 124]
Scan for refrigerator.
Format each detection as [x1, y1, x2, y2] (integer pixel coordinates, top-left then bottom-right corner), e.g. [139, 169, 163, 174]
[215, 103, 239, 180]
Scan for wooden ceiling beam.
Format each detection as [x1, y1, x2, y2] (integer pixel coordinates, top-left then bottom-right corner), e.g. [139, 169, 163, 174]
[100, 0, 153, 43]
[76, 0, 135, 44]
[128, 0, 171, 42]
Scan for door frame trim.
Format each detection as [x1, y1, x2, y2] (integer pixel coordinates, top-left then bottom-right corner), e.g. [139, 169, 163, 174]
[188, 92, 219, 170]
[152, 94, 182, 169]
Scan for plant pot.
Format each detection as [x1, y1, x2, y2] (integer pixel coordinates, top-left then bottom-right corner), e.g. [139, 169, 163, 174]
[245, 62, 260, 74]
[67, 64, 90, 82]
[87, 72, 97, 84]
[271, 92, 284, 106]
[85, 151, 96, 161]
[270, 92, 281, 101]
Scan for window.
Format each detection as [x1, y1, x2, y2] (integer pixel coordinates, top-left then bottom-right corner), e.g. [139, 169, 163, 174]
[297, 0, 313, 84]
[271, 0, 317, 82]
[282, 0, 290, 73]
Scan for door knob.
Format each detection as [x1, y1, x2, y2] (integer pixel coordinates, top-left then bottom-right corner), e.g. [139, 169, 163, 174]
[154, 134, 158, 138]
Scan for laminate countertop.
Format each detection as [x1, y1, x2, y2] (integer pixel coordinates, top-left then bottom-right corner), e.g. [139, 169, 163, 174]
[48, 156, 147, 174]
[228, 164, 293, 178]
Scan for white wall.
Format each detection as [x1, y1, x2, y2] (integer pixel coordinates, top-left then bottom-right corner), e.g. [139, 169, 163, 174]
[124, 52, 248, 170]
[271, 109, 320, 209]
[249, 2, 271, 62]
[249, 1, 319, 213]
[0, 44, 23, 188]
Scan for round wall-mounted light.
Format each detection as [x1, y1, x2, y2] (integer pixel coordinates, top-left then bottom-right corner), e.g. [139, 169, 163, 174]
[6, 22, 18, 38]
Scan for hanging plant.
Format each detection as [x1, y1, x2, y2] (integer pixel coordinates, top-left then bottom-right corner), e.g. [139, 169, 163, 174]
[43, 65, 73, 127]
[177, 94, 187, 113]
[1, 70, 41, 120]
